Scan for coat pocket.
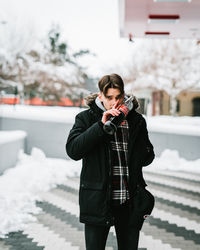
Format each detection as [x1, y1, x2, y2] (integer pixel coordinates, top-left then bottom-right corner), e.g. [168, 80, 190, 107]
[79, 181, 107, 217]
[133, 186, 155, 213]
[129, 186, 155, 230]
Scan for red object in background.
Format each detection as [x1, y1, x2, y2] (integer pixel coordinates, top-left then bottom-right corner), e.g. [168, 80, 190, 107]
[24, 97, 48, 105]
[1, 96, 85, 107]
[149, 14, 180, 20]
[0, 97, 20, 104]
[57, 98, 74, 106]
[145, 31, 170, 35]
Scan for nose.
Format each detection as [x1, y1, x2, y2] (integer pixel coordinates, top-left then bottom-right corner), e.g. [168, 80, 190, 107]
[111, 100, 118, 108]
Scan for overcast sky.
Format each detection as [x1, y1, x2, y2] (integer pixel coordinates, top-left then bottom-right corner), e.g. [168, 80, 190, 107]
[0, 0, 135, 76]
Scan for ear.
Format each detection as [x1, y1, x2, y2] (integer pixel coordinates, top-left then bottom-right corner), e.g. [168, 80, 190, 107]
[98, 92, 102, 101]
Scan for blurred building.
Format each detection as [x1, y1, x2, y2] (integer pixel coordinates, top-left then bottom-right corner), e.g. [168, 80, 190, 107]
[127, 87, 200, 116]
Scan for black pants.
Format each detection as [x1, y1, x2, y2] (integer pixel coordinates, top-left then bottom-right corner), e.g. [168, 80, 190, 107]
[84, 202, 140, 250]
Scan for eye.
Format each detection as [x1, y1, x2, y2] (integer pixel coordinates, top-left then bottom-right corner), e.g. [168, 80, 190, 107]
[116, 95, 121, 100]
[107, 96, 112, 100]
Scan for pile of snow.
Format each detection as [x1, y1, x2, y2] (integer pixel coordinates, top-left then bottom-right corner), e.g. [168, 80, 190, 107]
[0, 147, 81, 238]
[148, 149, 200, 173]
[0, 130, 27, 144]
[0, 105, 84, 123]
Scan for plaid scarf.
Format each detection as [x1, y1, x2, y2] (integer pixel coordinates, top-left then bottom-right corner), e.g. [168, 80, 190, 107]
[109, 120, 130, 205]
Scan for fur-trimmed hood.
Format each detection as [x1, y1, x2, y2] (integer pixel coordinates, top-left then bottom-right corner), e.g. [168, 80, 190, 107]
[84, 93, 140, 111]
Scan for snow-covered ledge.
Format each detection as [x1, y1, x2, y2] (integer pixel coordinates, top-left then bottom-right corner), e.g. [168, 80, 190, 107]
[145, 115, 200, 160]
[0, 130, 27, 174]
[0, 105, 82, 159]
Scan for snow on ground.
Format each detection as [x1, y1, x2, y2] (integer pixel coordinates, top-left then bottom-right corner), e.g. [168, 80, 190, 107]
[0, 146, 200, 238]
[0, 130, 27, 144]
[1, 104, 200, 136]
[0, 147, 81, 238]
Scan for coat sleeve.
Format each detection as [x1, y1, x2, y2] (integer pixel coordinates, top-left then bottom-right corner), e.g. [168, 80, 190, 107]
[66, 111, 105, 161]
[140, 118, 155, 167]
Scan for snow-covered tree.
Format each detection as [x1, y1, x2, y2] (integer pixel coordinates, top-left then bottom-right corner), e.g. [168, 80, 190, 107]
[26, 25, 92, 103]
[123, 39, 200, 115]
[0, 22, 93, 104]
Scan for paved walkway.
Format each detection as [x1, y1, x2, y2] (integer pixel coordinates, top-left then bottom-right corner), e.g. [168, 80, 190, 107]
[1, 168, 200, 250]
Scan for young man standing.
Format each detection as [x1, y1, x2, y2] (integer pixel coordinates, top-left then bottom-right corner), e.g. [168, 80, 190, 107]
[66, 74, 155, 250]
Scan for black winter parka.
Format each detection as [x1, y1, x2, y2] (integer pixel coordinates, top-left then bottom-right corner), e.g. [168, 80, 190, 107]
[66, 94, 155, 229]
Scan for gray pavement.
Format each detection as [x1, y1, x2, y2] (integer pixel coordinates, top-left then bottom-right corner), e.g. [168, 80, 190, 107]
[1, 168, 200, 250]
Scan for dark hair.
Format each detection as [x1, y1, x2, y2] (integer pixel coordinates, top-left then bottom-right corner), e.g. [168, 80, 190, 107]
[98, 74, 124, 96]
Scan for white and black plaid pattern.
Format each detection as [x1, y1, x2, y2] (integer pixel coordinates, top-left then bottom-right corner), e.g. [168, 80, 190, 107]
[110, 120, 130, 205]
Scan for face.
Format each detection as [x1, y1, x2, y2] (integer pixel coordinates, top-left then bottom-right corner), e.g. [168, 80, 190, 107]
[98, 88, 124, 110]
